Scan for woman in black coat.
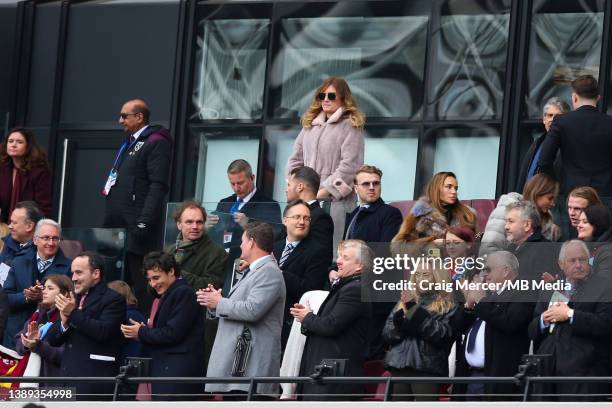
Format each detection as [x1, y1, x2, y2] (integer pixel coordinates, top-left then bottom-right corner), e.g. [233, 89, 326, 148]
[383, 261, 457, 401]
[121, 252, 204, 401]
[291, 240, 372, 401]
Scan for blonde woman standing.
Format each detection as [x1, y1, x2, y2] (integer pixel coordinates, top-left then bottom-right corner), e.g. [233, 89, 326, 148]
[286, 77, 365, 251]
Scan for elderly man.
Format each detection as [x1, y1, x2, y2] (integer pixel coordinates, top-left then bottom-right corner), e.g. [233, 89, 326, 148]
[456, 251, 532, 400]
[167, 199, 227, 372]
[103, 98, 173, 313]
[291, 239, 372, 401]
[0, 201, 43, 267]
[3, 219, 71, 348]
[529, 240, 612, 400]
[47, 251, 126, 400]
[517, 97, 570, 190]
[504, 200, 552, 283]
[198, 222, 285, 399]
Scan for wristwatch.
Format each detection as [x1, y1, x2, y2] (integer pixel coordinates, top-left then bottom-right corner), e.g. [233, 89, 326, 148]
[567, 308, 574, 320]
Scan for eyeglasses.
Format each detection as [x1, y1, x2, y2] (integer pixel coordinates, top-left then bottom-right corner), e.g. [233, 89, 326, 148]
[317, 92, 337, 101]
[358, 181, 381, 188]
[284, 215, 312, 222]
[36, 235, 61, 243]
[445, 241, 465, 248]
[119, 112, 140, 120]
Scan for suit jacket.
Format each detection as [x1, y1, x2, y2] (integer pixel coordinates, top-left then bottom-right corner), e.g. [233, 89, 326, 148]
[513, 231, 556, 285]
[206, 255, 286, 394]
[298, 274, 371, 401]
[516, 132, 561, 191]
[528, 276, 612, 398]
[3, 248, 71, 348]
[343, 198, 403, 242]
[47, 282, 126, 399]
[455, 288, 532, 397]
[273, 236, 331, 347]
[278, 201, 334, 256]
[0, 161, 52, 223]
[138, 279, 205, 400]
[0, 235, 34, 267]
[539, 105, 612, 195]
[103, 125, 173, 255]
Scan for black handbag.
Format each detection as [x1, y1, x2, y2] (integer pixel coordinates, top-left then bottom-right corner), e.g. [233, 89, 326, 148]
[231, 326, 252, 377]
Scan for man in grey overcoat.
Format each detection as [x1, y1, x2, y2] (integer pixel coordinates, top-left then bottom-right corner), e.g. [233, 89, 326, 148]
[197, 222, 286, 397]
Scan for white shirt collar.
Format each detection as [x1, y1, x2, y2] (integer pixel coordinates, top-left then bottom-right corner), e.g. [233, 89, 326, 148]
[240, 188, 257, 204]
[132, 125, 149, 140]
[285, 238, 301, 247]
[37, 252, 55, 264]
[249, 254, 272, 271]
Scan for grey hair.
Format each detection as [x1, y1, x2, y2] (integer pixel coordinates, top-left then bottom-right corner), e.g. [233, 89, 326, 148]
[488, 250, 520, 276]
[35, 218, 62, 237]
[543, 97, 570, 116]
[506, 200, 541, 231]
[558, 239, 590, 262]
[339, 239, 374, 273]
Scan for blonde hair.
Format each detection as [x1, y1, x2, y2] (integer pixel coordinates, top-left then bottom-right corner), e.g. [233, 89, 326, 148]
[300, 77, 365, 129]
[401, 254, 454, 315]
[108, 280, 138, 305]
[0, 223, 9, 239]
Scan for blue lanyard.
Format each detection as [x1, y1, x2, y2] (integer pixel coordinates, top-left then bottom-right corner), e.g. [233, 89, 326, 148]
[112, 137, 139, 171]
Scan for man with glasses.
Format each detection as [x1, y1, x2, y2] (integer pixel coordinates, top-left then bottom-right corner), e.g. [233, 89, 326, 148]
[103, 99, 172, 314]
[272, 199, 330, 347]
[2, 218, 71, 347]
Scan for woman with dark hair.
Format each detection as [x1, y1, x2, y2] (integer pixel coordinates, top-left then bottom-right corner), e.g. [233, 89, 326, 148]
[15, 274, 73, 379]
[286, 77, 365, 251]
[0, 127, 52, 222]
[120, 251, 204, 401]
[443, 225, 479, 281]
[576, 204, 612, 242]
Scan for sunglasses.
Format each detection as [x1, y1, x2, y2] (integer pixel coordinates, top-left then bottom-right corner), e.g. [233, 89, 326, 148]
[119, 112, 140, 120]
[358, 181, 381, 188]
[318, 92, 337, 101]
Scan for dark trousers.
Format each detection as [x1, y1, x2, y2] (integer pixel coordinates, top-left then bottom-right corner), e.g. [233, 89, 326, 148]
[125, 252, 153, 316]
[389, 368, 439, 401]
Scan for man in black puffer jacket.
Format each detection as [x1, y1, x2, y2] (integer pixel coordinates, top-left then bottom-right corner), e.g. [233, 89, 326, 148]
[103, 99, 173, 313]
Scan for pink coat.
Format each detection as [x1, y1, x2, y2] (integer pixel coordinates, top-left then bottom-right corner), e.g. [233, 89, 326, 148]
[286, 108, 364, 200]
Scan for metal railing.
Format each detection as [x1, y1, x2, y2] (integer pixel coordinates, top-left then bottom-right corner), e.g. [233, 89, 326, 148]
[2, 374, 612, 401]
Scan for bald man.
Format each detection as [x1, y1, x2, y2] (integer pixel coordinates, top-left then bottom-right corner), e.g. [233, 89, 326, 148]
[103, 99, 173, 312]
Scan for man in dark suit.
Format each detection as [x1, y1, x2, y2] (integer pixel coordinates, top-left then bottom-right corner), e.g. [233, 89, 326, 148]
[3, 219, 71, 348]
[457, 251, 532, 400]
[273, 200, 331, 347]
[343, 164, 402, 359]
[538, 75, 612, 196]
[47, 251, 126, 400]
[103, 99, 173, 313]
[206, 159, 281, 291]
[516, 97, 569, 191]
[285, 166, 334, 256]
[0, 201, 42, 267]
[529, 240, 612, 400]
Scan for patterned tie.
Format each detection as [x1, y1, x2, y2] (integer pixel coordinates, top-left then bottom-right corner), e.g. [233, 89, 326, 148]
[346, 206, 365, 239]
[129, 135, 136, 145]
[78, 293, 88, 310]
[279, 242, 296, 267]
[466, 318, 483, 353]
[37, 259, 51, 273]
[230, 197, 244, 215]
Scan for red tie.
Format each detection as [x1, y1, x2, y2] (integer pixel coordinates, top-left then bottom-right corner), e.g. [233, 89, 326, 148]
[79, 294, 87, 310]
[147, 298, 161, 328]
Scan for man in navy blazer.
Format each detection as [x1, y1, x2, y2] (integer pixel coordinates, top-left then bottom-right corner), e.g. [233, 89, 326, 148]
[0, 201, 42, 267]
[3, 219, 71, 348]
[538, 75, 612, 196]
[47, 252, 126, 400]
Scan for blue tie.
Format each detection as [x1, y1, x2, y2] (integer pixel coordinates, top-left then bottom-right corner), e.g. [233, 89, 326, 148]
[37, 259, 51, 273]
[466, 318, 483, 353]
[230, 197, 243, 215]
[279, 242, 296, 267]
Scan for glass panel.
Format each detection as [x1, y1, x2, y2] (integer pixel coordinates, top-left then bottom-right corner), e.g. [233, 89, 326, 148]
[263, 126, 299, 203]
[428, 3, 510, 120]
[432, 127, 500, 199]
[525, 0, 604, 118]
[363, 128, 419, 201]
[271, 15, 428, 119]
[188, 128, 261, 203]
[192, 19, 270, 120]
[61, 228, 126, 282]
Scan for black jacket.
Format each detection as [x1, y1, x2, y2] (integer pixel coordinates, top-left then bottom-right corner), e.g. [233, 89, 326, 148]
[278, 201, 334, 258]
[103, 125, 173, 255]
[299, 274, 371, 401]
[513, 231, 556, 285]
[516, 132, 561, 191]
[382, 298, 457, 376]
[273, 236, 331, 347]
[138, 279, 205, 400]
[343, 198, 403, 242]
[528, 276, 612, 399]
[47, 282, 126, 399]
[455, 288, 532, 397]
[539, 105, 612, 196]
[0, 288, 7, 344]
